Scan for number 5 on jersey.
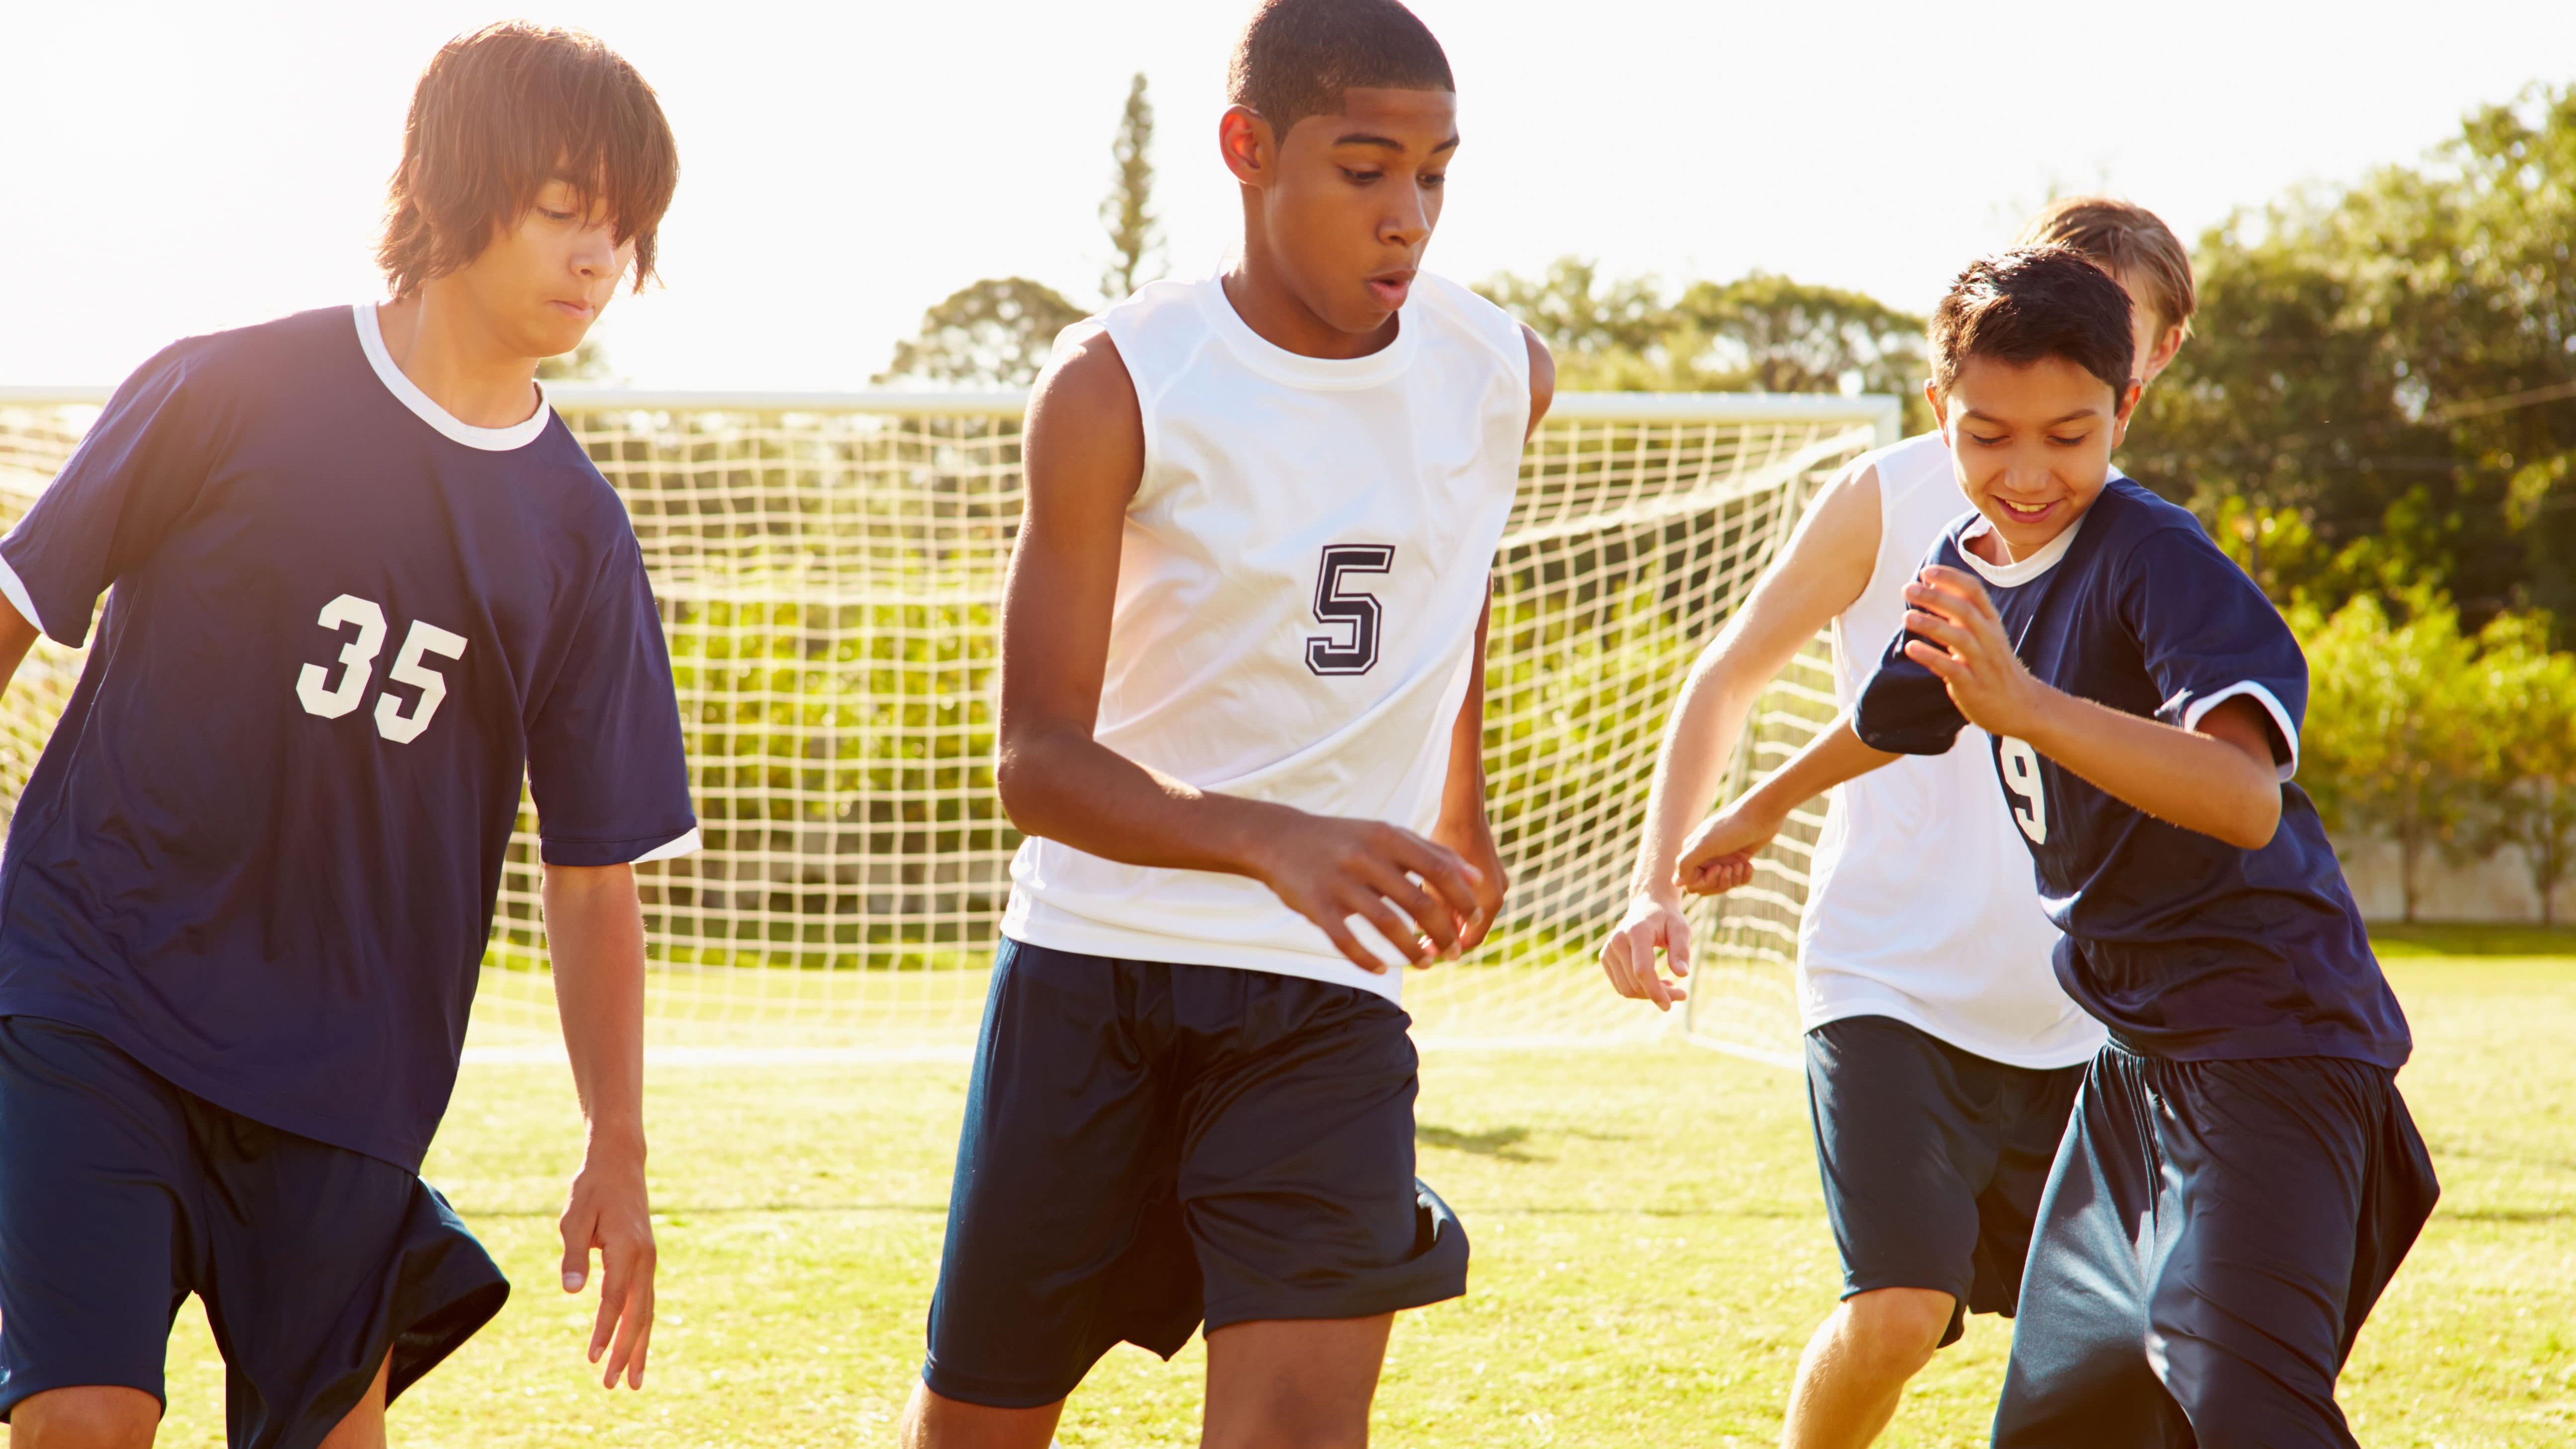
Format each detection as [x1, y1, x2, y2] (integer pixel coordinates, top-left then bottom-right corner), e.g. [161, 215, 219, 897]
[1998, 736, 2048, 845]
[295, 593, 468, 744]
[1307, 544, 1393, 676]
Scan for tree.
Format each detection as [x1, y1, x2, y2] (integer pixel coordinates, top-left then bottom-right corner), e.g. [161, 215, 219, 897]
[2467, 614, 2576, 924]
[2130, 84, 2576, 628]
[1101, 72, 1161, 301]
[1475, 258, 1931, 428]
[2299, 592, 2485, 923]
[874, 277, 1087, 388]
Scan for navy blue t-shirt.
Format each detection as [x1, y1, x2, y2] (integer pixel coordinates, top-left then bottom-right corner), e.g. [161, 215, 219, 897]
[0, 304, 697, 1168]
[1853, 478, 2410, 1068]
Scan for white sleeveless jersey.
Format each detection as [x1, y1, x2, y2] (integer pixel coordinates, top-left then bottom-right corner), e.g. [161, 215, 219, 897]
[1001, 272, 1531, 1003]
[1799, 431, 2106, 1067]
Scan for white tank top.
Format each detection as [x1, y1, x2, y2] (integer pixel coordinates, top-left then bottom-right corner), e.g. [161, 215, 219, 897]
[1000, 272, 1531, 1002]
[1799, 431, 2106, 1067]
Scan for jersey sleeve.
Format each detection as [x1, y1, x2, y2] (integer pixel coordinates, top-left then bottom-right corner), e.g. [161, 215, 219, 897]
[0, 342, 218, 646]
[1852, 538, 1971, 756]
[525, 536, 699, 865]
[2118, 524, 2304, 780]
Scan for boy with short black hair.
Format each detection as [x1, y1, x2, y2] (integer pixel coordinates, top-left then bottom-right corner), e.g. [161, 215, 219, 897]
[1681, 247, 2436, 1447]
[1603, 198, 2196, 1449]
[0, 23, 690, 1448]
[899, 2, 1551, 1445]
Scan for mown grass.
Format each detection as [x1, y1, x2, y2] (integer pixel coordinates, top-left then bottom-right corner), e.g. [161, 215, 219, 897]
[151, 951, 2576, 1447]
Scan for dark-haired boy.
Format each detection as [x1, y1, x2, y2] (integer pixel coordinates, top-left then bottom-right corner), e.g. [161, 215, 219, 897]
[899, 2, 1551, 1446]
[1604, 198, 2195, 1449]
[0, 23, 690, 1448]
[1680, 248, 2436, 1447]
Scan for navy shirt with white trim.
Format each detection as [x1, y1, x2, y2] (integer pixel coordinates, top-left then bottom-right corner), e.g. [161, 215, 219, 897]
[0, 304, 697, 1168]
[1853, 478, 2410, 1068]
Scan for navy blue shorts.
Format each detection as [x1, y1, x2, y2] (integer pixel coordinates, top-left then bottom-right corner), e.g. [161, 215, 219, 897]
[1993, 1045, 2439, 1449]
[0, 1018, 508, 1448]
[921, 939, 1468, 1409]
[1805, 1016, 2084, 1347]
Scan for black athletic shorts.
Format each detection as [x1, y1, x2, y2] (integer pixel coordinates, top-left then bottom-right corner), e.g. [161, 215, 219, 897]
[0, 1017, 508, 1449]
[920, 938, 1468, 1409]
[1805, 1015, 2086, 1347]
[1993, 1044, 2439, 1449]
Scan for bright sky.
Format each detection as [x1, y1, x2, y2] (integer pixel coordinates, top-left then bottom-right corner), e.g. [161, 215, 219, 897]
[8, 1, 2572, 390]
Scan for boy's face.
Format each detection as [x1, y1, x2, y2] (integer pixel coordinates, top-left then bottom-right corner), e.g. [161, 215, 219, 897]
[1226, 87, 1458, 335]
[1931, 355, 2143, 558]
[443, 178, 636, 361]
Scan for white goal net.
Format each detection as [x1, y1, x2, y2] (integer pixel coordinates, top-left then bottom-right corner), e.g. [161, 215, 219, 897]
[0, 387, 1891, 1063]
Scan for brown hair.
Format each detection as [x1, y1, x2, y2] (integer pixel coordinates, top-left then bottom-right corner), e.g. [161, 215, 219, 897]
[377, 23, 678, 299]
[1228, 0, 1453, 140]
[1930, 248, 2137, 398]
[2014, 195, 2196, 337]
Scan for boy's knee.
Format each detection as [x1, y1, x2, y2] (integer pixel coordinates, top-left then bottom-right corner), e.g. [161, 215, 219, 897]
[8, 1385, 162, 1449]
[1840, 1286, 1956, 1370]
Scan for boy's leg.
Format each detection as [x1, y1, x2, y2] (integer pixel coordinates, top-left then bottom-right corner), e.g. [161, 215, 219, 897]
[1787, 1018, 2072, 1448]
[910, 942, 1204, 1446]
[1201, 1314, 1392, 1449]
[1991, 1048, 2191, 1449]
[0, 1019, 195, 1447]
[1170, 968, 1467, 1448]
[2145, 1056, 2437, 1449]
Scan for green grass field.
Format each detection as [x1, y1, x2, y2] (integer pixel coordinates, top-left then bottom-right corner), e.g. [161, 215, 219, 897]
[151, 942, 2576, 1447]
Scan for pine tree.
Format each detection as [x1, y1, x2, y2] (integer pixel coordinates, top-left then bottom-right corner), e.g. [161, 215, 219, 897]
[1101, 73, 1161, 301]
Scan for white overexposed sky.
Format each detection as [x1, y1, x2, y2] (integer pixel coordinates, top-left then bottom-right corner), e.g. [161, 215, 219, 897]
[6, 0, 2572, 390]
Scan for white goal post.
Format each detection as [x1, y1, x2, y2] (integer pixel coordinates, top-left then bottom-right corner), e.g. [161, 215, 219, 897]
[0, 386, 1895, 1063]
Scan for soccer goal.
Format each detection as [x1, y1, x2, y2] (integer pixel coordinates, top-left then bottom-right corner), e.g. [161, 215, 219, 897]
[0, 386, 1893, 1064]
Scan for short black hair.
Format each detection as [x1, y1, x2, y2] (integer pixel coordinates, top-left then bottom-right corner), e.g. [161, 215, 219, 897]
[1227, 0, 1455, 141]
[1930, 248, 2136, 398]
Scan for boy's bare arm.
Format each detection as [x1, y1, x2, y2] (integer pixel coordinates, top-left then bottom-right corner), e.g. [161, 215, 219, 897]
[1599, 463, 1882, 1010]
[995, 334, 1485, 974]
[543, 862, 655, 1390]
[1902, 566, 2283, 849]
[1673, 715, 1902, 897]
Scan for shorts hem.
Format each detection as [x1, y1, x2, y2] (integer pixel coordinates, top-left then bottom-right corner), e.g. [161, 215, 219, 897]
[0, 1372, 168, 1425]
[1838, 1272, 1973, 1306]
[1201, 1272, 1468, 1335]
[919, 1361, 1083, 1412]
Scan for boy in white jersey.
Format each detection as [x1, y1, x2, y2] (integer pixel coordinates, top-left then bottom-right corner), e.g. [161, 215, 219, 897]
[1598, 199, 2194, 1449]
[896, 3, 1553, 1446]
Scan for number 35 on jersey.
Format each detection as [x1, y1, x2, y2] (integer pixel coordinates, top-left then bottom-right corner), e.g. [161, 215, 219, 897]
[295, 593, 467, 744]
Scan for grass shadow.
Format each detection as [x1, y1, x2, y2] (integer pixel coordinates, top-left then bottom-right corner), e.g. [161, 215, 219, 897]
[1417, 1123, 1547, 1163]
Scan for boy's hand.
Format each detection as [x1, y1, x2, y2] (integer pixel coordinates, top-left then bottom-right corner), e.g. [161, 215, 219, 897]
[559, 1133, 656, 1390]
[1674, 796, 1786, 897]
[1251, 812, 1488, 973]
[1429, 812, 1508, 953]
[1600, 891, 1691, 1011]
[1900, 566, 2054, 739]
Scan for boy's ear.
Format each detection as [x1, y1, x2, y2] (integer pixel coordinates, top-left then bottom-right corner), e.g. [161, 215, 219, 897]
[1218, 106, 1277, 187]
[2112, 378, 2145, 443]
[1924, 379, 1949, 438]
[2140, 323, 2187, 387]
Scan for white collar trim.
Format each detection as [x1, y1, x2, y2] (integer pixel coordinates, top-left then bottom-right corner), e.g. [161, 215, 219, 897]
[1957, 511, 2085, 587]
[353, 303, 553, 451]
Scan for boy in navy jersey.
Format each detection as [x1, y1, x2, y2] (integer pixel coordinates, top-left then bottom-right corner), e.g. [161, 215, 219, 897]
[900, 2, 1552, 1446]
[0, 25, 692, 1448]
[1679, 249, 2436, 1447]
